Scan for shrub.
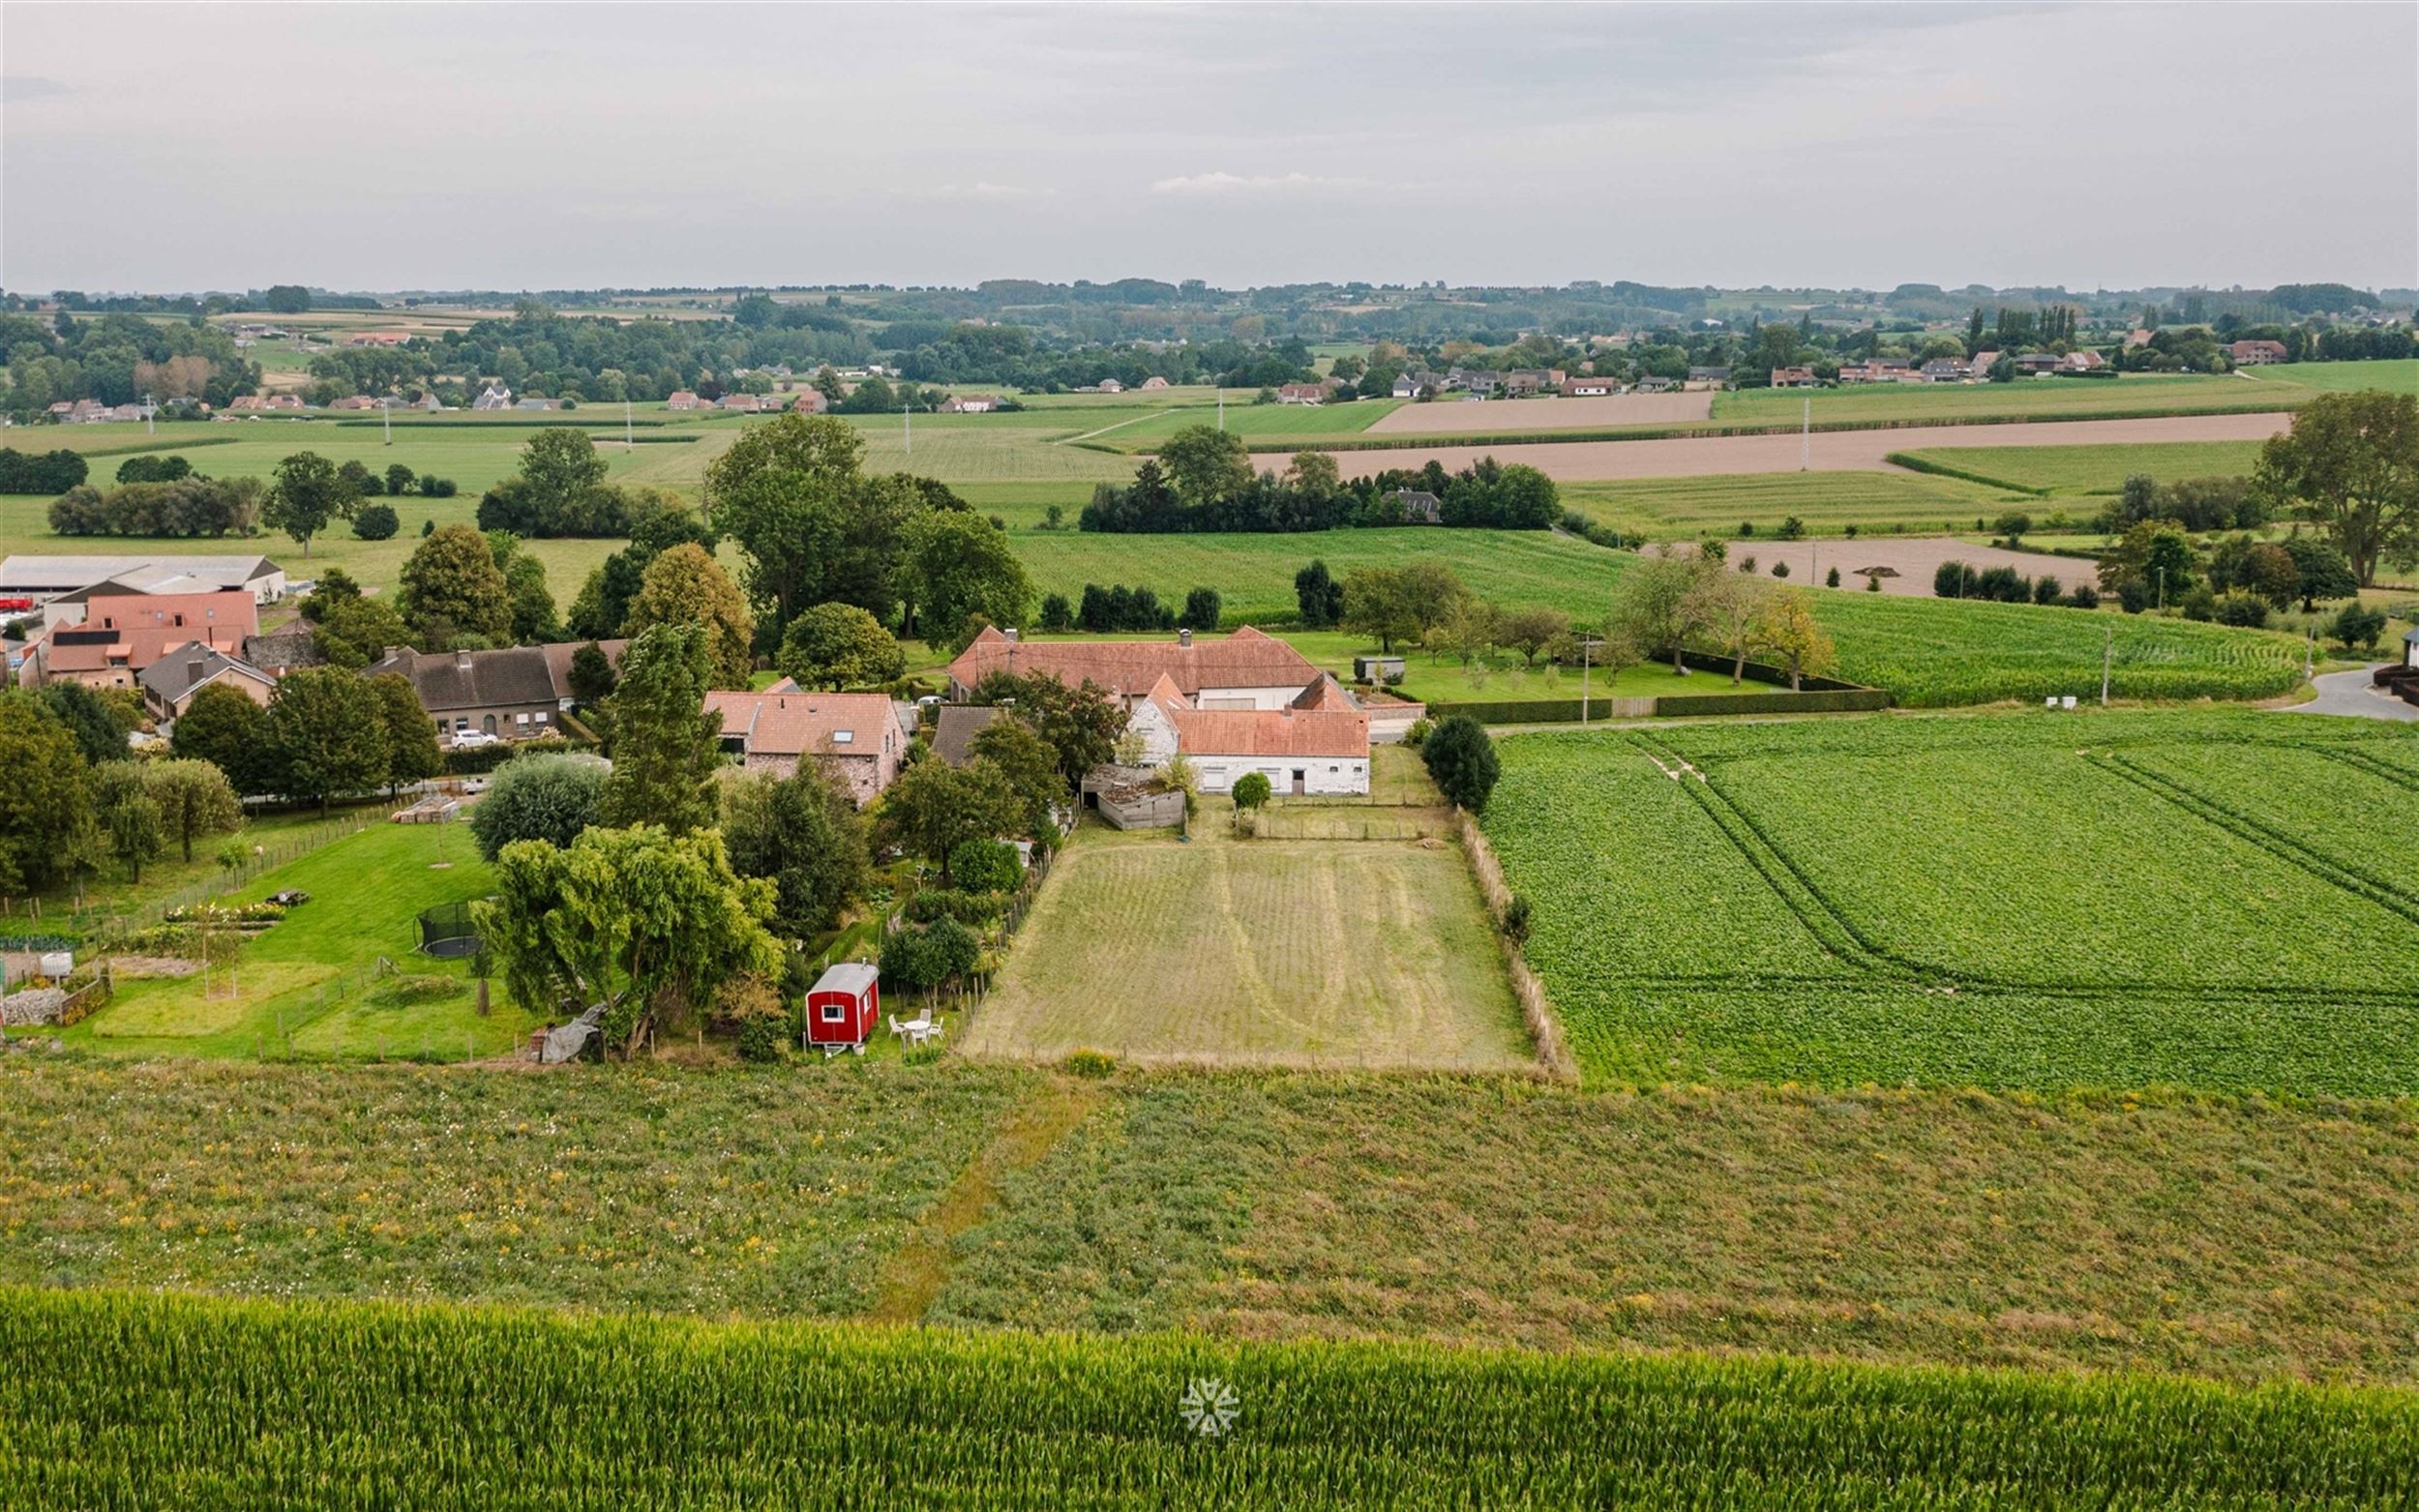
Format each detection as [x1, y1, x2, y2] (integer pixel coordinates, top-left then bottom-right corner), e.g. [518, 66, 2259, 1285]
[2032, 576, 2063, 606]
[905, 888, 1004, 925]
[1231, 772, 1271, 811]
[1777, 516, 1806, 540]
[1400, 718, 1432, 750]
[1865, 573, 1882, 592]
[418, 476, 460, 497]
[2328, 604, 2387, 653]
[1825, 567, 1841, 588]
[2213, 591, 2271, 630]
[1500, 892, 1533, 945]
[1737, 554, 1757, 575]
[722, 974, 788, 1063]
[1060, 1049, 1117, 1079]
[467, 753, 608, 858]
[1771, 561, 1790, 578]
[1420, 714, 1500, 814]
[947, 837, 1023, 896]
[2066, 582, 2102, 610]
[350, 502, 399, 541]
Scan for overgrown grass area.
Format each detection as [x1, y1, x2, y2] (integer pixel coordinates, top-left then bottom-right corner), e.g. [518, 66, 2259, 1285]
[6, 1284, 2412, 1509]
[54, 818, 535, 1060]
[1890, 439, 2267, 498]
[4, 1059, 2417, 1387]
[1481, 711, 2419, 1094]
[960, 822, 1529, 1071]
[1561, 468, 2019, 539]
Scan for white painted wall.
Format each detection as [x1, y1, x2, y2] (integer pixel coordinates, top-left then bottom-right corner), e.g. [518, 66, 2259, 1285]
[1189, 756, 1368, 796]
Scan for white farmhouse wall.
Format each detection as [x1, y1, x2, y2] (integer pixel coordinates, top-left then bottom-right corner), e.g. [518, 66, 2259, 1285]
[1188, 755, 1368, 796]
[1127, 699, 1182, 764]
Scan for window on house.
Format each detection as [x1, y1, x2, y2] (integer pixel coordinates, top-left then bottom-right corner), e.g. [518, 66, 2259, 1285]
[533, 711, 549, 724]
[515, 712, 530, 726]
[821, 1002, 846, 1023]
[831, 729, 854, 744]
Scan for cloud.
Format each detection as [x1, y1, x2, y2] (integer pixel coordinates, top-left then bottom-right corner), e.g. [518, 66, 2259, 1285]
[1, 75, 74, 103]
[1148, 170, 1373, 197]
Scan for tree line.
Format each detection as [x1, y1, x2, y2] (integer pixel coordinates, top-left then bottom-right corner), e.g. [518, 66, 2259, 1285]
[1080, 428, 1558, 534]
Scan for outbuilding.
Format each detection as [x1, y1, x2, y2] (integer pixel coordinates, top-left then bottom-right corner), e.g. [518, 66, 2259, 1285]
[805, 962, 881, 1052]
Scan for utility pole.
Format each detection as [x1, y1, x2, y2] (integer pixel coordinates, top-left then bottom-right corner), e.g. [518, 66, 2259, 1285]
[381, 397, 391, 446]
[145, 393, 156, 437]
[2304, 624, 2315, 681]
[1579, 636, 1602, 726]
[624, 399, 633, 451]
[1218, 390, 1226, 432]
[2157, 565, 2166, 612]
[1800, 397, 1810, 472]
[903, 400, 911, 458]
[2101, 623, 2112, 705]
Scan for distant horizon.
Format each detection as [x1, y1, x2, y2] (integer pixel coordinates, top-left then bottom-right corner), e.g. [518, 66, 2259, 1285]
[5, 3, 2411, 293]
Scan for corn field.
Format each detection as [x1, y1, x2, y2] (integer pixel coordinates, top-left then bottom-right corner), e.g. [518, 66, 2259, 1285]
[1, 1288, 2410, 1509]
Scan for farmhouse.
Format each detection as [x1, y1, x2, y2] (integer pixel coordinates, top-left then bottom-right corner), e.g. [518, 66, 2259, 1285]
[23, 586, 259, 691]
[369, 645, 569, 742]
[929, 702, 1002, 768]
[1276, 382, 1327, 404]
[718, 393, 762, 412]
[472, 385, 513, 410]
[325, 395, 377, 411]
[1125, 671, 1371, 796]
[702, 686, 911, 804]
[1970, 349, 2002, 373]
[137, 642, 276, 722]
[1096, 377, 1124, 394]
[944, 625, 1322, 709]
[665, 391, 702, 410]
[1138, 375, 1170, 390]
[1687, 365, 1731, 386]
[2229, 340, 2288, 366]
[1770, 367, 1818, 388]
[2015, 352, 2062, 374]
[1388, 489, 1444, 524]
[1562, 377, 1617, 397]
[1635, 374, 1678, 393]
[942, 394, 999, 414]
[1, 554, 288, 618]
[1918, 358, 1969, 382]
[791, 390, 829, 414]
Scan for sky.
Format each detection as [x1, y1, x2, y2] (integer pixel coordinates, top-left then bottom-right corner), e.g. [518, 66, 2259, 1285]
[3, 2, 2414, 296]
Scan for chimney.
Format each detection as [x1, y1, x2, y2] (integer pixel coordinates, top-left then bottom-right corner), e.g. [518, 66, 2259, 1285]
[1002, 628, 1019, 643]
[1180, 628, 1192, 647]
[456, 649, 472, 672]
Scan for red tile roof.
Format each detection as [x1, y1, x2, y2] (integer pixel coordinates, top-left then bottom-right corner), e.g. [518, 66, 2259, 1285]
[704, 690, 900, 757]
[945, 626, 1320, 698]
[1172, 706, 1368, 758]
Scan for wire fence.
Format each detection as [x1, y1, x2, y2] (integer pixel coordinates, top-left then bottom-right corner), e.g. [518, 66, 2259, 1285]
[0, 810, 381, 944]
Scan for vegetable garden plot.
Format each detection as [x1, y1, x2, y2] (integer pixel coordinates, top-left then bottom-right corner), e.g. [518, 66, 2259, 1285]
[1483, 713, 2419, 1094]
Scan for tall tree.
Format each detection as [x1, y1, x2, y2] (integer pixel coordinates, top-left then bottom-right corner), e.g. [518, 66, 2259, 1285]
[1158, 424, 1255, 505]
[262, 451, 355, 558]
[624, 543, 756, 688]
[90, 763, 164, 884]
[399, 523, 512, 648]
[268, 667, 391, 816]
[1295, 559, 1344, 629]
[719, 764, 871, 936]
[1420, 715, 1501, 814]
[970, 669, 1128, 787]
[480, 824, 780, 1056]
[1610, 548, 1725, 672]
[776, 602, 905, 690]
[968, 713, 1066, 836]
[877, 757, 1023, 877]
[469, 752, 609, 859]
[902, 511, 1030, 649]
[2251, 389, 2419, 585]
[599, 624, 723, 835]
[38, 681, 133, 766]
[1751, 593, 1837, 691]
[488, 533, 559, 643]
[0, 692, 90, 895]
[371, 672, 444, 793]
[170, 682, 274, 794]
[141, 758, 244, 864]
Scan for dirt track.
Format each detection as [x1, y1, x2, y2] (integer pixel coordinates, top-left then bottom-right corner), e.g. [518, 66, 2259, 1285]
[1365, 390, 1714, 434]
[1327, 411, 2294, 482]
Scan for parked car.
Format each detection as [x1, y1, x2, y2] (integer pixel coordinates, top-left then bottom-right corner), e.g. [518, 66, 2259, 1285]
[450, 729, 500, 750]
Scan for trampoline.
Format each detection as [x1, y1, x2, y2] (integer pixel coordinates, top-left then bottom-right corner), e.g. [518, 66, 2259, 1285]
[417, 901, 486, 960]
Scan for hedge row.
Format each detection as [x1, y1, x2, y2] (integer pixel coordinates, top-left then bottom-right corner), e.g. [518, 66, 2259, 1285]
[1882, 451, 2052, 496]
[1430, 687, 1891, 725]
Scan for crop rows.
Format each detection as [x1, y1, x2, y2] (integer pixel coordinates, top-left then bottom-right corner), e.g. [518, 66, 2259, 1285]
[4, 1287, 2412, 1509]
[1483, 712, 2419, 1093]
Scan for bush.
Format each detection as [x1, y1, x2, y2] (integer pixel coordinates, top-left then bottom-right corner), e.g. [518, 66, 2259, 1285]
[1231, 772, 1271, 810]
[947, 837, 1023, 895]
[1771, 561, 1790, 578]
[1865, 573, 1882, 592]
[904, 888, 1004, 925]
[467, 752, 607, 856]
[418, 476, 459, 498]
[2032, 576, 2063, 606]
[880, 917, 980, 992]
[1420, 714, 1500, 814]
[1499, 892, 1532, 945]
[1060, 1049, 1117, 1079]
[2328, 604, 2387, 653]
[1825, 567, 1841, 588]
[1400, 718, 1432, 750]
[351, 502, 399, 540]
[722, 974, 788, 1063]
[2214, 591, 2271, 630]
[2066, 582, 2102, 610]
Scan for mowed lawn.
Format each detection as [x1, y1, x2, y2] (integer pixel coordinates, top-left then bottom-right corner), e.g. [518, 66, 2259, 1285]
[1892, 438, 2267, 497]
[963, 828, 1530, 1071]
[64, 818, 535, 1060]
[1560, 469, 2019, 540]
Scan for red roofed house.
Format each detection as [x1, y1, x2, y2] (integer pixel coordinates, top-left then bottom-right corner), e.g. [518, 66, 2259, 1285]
[702, 687, 911, 805]
[1276, 382, 1328, 405]
[1770, 367, 1818, 388]
[941, 394, 998, 414]
[1125, 670, 1371, 796]
[2229, 340, 2288, 366]
[944, 626, 1323, 710]
[791, 390, 829, 414]
[665, 391, 702, 410]
[25, 586, 258, 692]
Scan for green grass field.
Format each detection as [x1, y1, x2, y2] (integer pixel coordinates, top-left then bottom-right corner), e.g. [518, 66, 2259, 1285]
[1483, 710, 2419, 1094]
[1710, 371, 2299, 427]
[1892, 439, 2267, 497]
[58, 818, 534, 1060]
[963, 819, 1529, 1071]
[1561, 469, 2019, 539]
[8, 1285, 2411, 1509]
[2238, 358, 2419, 394]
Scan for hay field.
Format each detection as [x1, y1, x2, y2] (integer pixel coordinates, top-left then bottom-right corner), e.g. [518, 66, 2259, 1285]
[1366, 391, 1712, 433]
[1560, 469, 2016, 539]
[1892, 439, 2268, 497]
[961, 828, 1530, 1071]
[1321, 412, 2294, 482]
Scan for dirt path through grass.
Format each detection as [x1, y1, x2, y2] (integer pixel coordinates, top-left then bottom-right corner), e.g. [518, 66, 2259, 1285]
[868, 1077, 1104, 1323]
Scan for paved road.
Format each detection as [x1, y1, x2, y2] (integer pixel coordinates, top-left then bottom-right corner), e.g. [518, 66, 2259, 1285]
[2280, 666, 2419, 723]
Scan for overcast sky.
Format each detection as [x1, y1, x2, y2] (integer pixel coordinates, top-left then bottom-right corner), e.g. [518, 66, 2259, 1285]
[4, 2, 2413, 295]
